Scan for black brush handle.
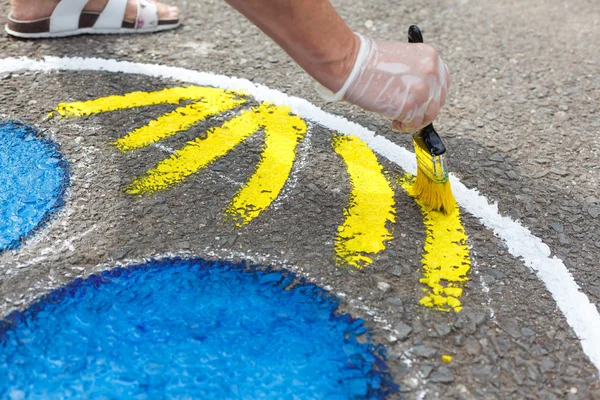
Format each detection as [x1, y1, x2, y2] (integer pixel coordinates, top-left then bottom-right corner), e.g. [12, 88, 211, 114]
[408, 25, 424, 44]
[408, 25, 446, 156]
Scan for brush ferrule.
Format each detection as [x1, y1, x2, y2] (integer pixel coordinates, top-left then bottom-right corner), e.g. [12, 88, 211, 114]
[413, 131, 449, 183]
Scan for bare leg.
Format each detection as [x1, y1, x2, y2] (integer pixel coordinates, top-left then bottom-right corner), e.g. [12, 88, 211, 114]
[10, 0, 178, 22]
[225, 0, 360, 93]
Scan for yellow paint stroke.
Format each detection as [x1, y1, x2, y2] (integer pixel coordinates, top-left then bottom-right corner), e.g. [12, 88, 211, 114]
[227, 106, 307, 226]
[127, 103, 303, 196]
[400, 174, 471, 312]
[55, 86, 246, 152]
[333, 134, 396, 269]
[54, 86, 243, 117]
[114, 94, 245, 151]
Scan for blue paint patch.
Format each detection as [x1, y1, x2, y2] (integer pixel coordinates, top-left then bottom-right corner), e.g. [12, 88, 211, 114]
[0, 121, 68, 252]
[0, 258, 397, 399]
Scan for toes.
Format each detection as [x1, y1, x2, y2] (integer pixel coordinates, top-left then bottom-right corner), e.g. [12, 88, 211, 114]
[126, 0, 179, 21]
[156, 2, 179, 20]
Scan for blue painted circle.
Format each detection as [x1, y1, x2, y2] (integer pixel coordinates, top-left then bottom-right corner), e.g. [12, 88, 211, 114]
[0, 121, 68, 252]
[0, 258, 396, 399]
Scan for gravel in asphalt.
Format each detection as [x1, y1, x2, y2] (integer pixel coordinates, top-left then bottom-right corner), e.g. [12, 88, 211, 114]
[0, 0, 599, 398]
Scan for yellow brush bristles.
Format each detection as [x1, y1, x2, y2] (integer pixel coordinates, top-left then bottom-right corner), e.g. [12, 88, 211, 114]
[409, 167, 456, 214]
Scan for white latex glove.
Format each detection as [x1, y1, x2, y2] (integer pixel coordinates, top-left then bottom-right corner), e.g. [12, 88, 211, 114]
[316, 33, 450, 132]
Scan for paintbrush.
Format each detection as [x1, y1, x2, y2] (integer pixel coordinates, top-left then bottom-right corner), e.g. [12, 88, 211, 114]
[407, 25, 456, 214]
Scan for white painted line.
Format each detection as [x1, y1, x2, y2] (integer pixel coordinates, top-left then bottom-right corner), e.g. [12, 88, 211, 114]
[1, 56, 598, 373]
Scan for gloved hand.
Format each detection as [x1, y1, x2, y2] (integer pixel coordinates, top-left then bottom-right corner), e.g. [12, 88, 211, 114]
[316, 33, 450, 132]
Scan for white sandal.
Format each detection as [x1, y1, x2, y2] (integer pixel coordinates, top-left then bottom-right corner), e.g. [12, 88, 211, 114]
[5, 0, 180, 38]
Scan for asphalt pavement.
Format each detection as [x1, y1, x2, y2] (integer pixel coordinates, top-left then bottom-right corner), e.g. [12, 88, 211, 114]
[0, 0, 599, 398]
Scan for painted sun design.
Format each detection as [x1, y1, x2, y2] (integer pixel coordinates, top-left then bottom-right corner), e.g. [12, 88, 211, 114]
[54, 86, 470, 312]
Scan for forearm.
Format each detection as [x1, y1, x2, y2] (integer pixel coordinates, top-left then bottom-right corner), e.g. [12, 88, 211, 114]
[224, 0, 359, 92]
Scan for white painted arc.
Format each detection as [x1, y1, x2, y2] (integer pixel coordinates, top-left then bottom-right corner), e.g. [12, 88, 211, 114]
[451, 177, 600, 373]
[1, 56, 598, 374]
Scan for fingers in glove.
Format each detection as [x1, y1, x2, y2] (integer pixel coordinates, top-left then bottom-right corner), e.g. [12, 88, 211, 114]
[443, 61, 451, 91]
[391, 120, 409, 132]
[393, 92, 441, 132]
[437, 60, 450, 109]
[421, 99, 441, 128]
[317, 35, 452, 132]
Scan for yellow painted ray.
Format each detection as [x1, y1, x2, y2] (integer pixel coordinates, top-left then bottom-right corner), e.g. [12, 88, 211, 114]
[333, 134, 396, 269]
[54, 86, 243, 117]
[227, 106, 307, 226]
[127, 103, 301, 195]
[114, 94, 246, 152]
[400, 175, 471, 312]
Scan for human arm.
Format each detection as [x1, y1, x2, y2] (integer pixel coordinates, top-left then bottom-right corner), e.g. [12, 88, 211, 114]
[224, 0, 449, 132]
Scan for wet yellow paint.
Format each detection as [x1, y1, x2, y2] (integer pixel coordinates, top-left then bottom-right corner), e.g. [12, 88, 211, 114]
[400, 175, 470, 312]
[127, 103, 305, 199]
[227, 106, 307, 225]
[54, 86, 243, 117]
[56, 86, 309, 224]
[114, 94, 245, 152]
[333, 135, 396, 269]
[127, 104, 267, 194]
[54, 86, 468, 296]
[55, 86, 245, 152]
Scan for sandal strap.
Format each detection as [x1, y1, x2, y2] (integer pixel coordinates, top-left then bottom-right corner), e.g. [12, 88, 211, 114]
[94, 0, 128, 29]
[135, 0, 159, 30]
[50, 0, 89, 33]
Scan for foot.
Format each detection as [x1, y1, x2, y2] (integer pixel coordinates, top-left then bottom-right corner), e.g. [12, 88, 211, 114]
[10, 0, 178, 22]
